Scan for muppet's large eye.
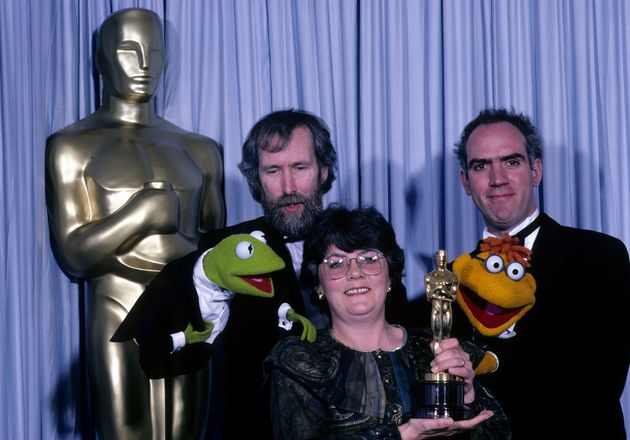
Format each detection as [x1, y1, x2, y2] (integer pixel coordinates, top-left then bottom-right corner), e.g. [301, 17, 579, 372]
[235, 241, 254, 259]
[250, 230, 267, 243]
[485, 254, 504, 273]
[505, 261, 526, 281]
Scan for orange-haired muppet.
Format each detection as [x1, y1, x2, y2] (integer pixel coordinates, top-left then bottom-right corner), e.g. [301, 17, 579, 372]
[452, 234, 536, 374]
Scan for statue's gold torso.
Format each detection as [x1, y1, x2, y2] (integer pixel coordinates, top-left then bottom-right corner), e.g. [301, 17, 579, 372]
[82, 128, 202, 263]
[48, 120, 221, 308]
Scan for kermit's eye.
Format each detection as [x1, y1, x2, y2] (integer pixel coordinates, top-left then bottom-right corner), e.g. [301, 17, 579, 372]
[485, 254, 504, 273]
[235, 241, 254, 259]
[506, 261, 525, 280]
[250, 230, 267, 243]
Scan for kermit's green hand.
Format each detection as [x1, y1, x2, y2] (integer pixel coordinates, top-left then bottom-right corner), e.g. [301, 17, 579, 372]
[184, 320, 214, 345]
[286, 309, 317, 342]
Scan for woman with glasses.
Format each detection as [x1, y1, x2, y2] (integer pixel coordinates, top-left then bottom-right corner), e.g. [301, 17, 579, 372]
[265, 205, 510, 439]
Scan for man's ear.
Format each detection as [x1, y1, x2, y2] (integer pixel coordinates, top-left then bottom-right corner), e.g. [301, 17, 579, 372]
[319, 166, 329, 184]
[460, 169, 472, 195]
[531, 158, 542, 187]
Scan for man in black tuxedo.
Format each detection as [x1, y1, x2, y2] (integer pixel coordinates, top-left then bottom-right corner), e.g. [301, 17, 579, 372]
[453, 108, 630, 439]
[112, 109, 335, 438]
[199, 110, 338, 439]
[113, 109, 411, 439]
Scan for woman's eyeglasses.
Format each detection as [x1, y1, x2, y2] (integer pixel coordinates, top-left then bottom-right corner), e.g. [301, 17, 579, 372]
[320, 250, 385, 280]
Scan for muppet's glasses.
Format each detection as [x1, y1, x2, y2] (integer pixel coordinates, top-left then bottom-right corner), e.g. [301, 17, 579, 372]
[321, 249, 385, 280]
[473, 254, 526, 281]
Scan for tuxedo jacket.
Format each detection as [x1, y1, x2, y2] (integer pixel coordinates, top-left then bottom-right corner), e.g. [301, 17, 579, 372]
[111, 217, 319, 438]
[450, 213, 630, 439]
[111, 217, 307, 379]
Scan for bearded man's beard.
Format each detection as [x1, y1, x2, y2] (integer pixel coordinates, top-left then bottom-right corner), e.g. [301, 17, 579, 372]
[262, 191, 323, 239]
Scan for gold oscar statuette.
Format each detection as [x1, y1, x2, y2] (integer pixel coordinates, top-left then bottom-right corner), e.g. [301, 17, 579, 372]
[414, 249, 471, 420]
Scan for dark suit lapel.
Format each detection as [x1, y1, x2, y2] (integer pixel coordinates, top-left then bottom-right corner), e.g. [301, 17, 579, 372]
[528, 213, 562, 278]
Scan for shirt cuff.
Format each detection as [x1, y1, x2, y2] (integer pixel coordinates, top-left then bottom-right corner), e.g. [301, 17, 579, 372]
[277, 302, 294, 331]
[171, 331, 186, 353]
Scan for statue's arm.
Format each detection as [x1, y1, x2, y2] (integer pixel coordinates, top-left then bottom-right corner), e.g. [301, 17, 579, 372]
[45, 135, 179, 278]
[186, 138, 226, 233]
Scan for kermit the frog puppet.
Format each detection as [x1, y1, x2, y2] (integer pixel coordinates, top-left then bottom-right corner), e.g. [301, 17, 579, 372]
[111, 232, 315, 378]
[451, 234, 537, 375]
[190, 232, 316, 345]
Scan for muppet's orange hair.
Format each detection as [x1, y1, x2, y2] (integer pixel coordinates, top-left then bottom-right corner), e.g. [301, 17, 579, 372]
[479, 233, 532, 268]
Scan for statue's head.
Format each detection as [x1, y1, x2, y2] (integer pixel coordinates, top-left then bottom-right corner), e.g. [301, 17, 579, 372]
[96, 8, 164, 102]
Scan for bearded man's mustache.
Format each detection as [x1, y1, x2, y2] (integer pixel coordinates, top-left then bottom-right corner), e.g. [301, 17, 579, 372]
[262, 191, 323, 239]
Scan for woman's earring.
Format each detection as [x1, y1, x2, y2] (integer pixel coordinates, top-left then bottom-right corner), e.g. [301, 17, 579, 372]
[386, 284, 392, 293]
[317, 291, 325, 301]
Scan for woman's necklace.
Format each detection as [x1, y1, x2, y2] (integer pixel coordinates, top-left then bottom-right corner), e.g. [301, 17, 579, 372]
[330, 324, 406, 352]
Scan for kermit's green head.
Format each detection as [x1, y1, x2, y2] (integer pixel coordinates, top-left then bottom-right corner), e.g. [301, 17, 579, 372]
[202, 233, 285, 297]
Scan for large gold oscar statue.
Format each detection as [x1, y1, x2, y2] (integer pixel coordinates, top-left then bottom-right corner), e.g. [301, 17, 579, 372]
[45, 8, 225, 439]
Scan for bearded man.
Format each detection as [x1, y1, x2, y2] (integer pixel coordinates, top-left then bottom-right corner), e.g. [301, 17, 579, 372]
[114, 110, 338, 438]
[198, 110, 336, 439]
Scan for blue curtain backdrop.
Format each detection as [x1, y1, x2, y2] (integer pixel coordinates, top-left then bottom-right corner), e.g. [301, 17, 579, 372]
[1, 0, 629, 437]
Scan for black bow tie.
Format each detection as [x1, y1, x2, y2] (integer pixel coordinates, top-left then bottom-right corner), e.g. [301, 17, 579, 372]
[284, 236, 304, 244]
[512, 215, 542, 245]
[473, 214, 542, 255]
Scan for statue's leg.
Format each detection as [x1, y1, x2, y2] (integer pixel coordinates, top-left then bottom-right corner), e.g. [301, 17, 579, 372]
[431, 301, 440, 339]
[442, 302, 452, 339]
[430, 301, 443, 353]
[158, 364, 211, 439]
[88, 294, 152, 439]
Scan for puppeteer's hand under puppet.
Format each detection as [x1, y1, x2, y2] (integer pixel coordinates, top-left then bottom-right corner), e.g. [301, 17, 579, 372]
[111, 233, 316, 378]
[452, 234, 537, 375]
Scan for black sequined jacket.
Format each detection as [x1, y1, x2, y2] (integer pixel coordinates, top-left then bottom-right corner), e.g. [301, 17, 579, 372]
[265, 328, 511, 440]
